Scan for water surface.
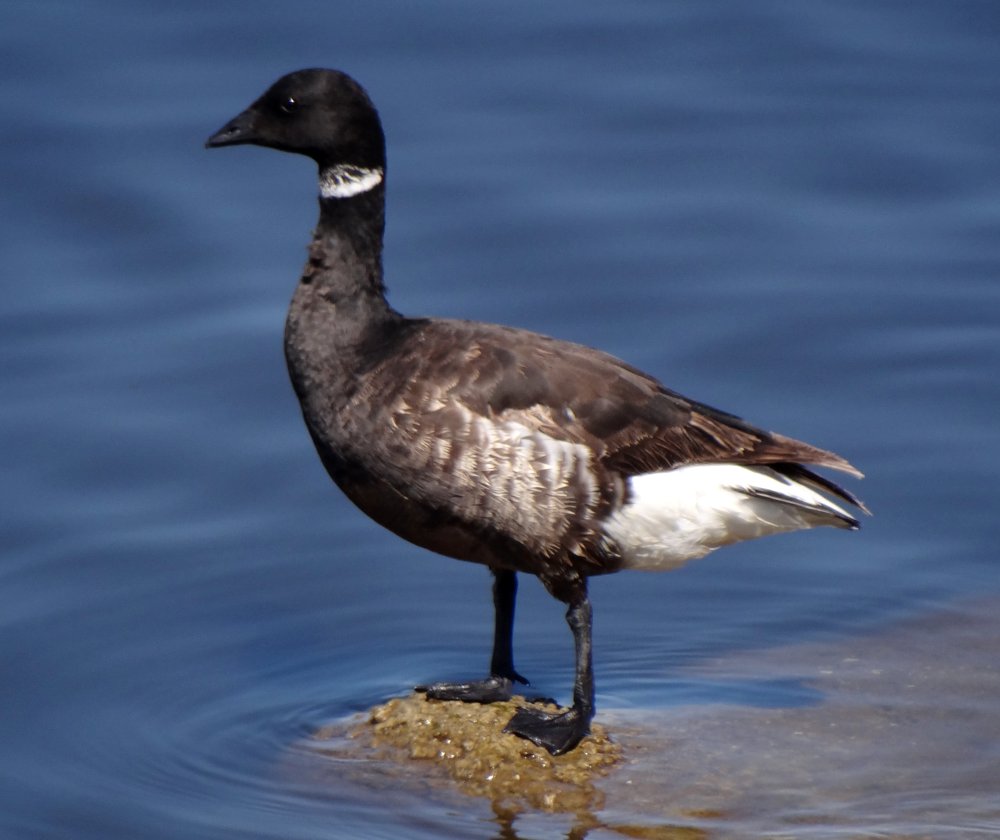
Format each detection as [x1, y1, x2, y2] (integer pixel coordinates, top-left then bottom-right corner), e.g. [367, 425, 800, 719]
[2, 1, 999, 837]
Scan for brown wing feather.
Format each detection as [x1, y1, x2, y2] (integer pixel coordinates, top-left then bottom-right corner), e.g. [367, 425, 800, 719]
[411, 320, 863, 482]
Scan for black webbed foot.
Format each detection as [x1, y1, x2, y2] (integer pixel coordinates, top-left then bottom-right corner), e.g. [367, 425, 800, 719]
[415, 569, 530, 704]
[503, 704, 591, 756]
[415, 673, 526, 704]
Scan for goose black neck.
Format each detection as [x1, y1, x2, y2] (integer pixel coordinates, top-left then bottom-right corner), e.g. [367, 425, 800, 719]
[287, 178, 402, 391]
[305, 182, 389, 306]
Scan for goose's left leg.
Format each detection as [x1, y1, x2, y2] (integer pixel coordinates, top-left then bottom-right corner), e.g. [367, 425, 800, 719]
[418, 568, 528, 702]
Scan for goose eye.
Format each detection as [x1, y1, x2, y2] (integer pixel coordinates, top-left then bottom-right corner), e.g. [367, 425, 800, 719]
[279, 97, 298, 114]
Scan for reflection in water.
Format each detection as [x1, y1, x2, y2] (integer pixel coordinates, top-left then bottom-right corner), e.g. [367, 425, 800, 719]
[490, 801, 711, 840]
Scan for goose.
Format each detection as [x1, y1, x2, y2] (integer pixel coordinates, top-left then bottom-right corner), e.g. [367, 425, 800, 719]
[206, 68, 866, 755]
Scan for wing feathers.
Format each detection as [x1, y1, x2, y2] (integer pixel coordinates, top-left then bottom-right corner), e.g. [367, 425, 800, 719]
[338, 320, 866, 543]
[388, 320, 863, 483]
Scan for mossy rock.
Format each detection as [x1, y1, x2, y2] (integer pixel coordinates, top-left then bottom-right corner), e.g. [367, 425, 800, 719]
[312, 693, 621, 812]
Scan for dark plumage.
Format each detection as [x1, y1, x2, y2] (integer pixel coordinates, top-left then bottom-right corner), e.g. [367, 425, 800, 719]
[206, 68, 866, 755]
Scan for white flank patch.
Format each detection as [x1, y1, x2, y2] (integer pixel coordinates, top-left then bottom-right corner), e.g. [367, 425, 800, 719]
[603, 464, 855, 572]
[319, 164, 384, 199]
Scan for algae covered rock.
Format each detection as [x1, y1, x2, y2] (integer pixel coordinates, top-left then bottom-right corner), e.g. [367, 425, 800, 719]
[312, 692, 620, 812]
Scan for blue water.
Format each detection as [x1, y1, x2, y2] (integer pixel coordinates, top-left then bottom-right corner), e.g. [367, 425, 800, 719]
[3, 1, 999, 837]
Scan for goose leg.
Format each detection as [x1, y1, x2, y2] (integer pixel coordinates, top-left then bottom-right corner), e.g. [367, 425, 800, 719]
[503, 579, 593, 755]
[418, 568, 528, 702]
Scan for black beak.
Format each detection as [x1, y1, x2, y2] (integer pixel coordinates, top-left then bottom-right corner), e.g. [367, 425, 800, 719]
[205, 107, 258, 149]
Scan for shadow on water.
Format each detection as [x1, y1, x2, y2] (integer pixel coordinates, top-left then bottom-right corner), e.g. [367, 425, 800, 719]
[298, 595, 1000, 839]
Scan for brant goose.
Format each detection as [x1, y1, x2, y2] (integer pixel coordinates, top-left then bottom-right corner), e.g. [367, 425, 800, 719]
[206, 69, 866, 756]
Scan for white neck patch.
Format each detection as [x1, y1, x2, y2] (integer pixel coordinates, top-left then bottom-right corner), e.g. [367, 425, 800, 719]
[319, 164, 384, 199]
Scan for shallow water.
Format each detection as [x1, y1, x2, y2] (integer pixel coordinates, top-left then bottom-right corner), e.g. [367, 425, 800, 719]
[309, 597, 1000, 838]
[3, 2, 999, 838]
